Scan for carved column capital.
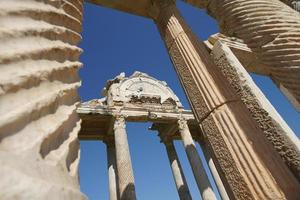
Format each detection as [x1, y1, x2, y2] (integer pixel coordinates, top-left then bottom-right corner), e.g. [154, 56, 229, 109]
[113, 114, 126, 130]
[178, 119, 188, 132]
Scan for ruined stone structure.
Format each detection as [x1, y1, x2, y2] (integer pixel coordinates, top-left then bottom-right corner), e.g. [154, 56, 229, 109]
[78, 71, 217, 200]
[1, 0, 300, 199]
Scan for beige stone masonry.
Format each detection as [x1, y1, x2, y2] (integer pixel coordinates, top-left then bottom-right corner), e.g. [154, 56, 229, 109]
[164, 141, 192, 200]
[199, 141, 230, 200]
[105, 138, 119, 200]
[152, 1, 300, 199]
[0, 0, 85, 199]
[183, 0, 300, 112]
[113, 115, 136, 200]
[210, 41, 300, 181]
[178, 119, 217, 200]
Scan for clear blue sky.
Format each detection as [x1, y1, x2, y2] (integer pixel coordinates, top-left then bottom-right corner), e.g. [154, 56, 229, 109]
[78, 2, 300, 200]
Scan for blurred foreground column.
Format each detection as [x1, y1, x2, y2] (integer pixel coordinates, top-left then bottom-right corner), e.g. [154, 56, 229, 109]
[0, 0, 85, 199]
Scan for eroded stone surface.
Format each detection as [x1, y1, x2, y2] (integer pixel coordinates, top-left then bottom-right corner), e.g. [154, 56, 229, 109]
[153, 1, 300, 199]
[183, 0, 300, 112]
[0, 0, 85, 199]
[211, 41, 300, 181]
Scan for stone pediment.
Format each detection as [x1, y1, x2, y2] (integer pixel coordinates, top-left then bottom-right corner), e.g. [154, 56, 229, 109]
[94, 71, 184, 111]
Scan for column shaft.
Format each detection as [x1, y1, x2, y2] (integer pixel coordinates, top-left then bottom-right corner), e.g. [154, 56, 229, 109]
[200, 142, 230, 200]
[153, 1, 300, 199]
[165, 141, 192, 200]
[178, 119, 216, 200]
[210, 41, 300, 181]
[106, 141, 119, 200]
[0, 0, 85, 199]
[114, 115, 136, 200]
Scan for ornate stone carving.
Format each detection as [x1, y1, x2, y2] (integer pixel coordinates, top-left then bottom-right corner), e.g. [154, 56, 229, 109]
[183, 0, 300, 112]
[178, 118, 189, 131]
[102, 71, 183, 111]
[113, 115, 126, 130]
[155, 2, 300, 200]
[211, 41, 300, 181]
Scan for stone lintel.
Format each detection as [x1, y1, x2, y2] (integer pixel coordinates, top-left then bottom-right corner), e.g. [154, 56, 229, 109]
[77, 106, 195, 123]
[77, 106, 199, 141]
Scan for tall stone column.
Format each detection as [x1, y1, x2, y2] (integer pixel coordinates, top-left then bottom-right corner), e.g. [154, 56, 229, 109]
[113, 115, 136, 200]
[199, 141, 230, 200]
[152, 0, 300, 199]
[210, 41, 300, 181]
[183, 0, 300, 112]
[178, 119, 216, 200]
[0, 0, 85, 199]
[105, 138, 119, 200]
[164, 141, 192, 200]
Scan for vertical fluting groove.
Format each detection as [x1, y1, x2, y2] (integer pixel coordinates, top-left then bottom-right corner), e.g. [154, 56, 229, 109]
[182, 0, 300, 111]
[211, 41, 300, 182]
[154, 1, 300, 199]
[0, 0, 85, 199]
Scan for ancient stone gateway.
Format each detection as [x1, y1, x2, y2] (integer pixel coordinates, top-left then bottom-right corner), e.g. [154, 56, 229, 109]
[1, 0, 300, 199]
[78, 71, 218, 200]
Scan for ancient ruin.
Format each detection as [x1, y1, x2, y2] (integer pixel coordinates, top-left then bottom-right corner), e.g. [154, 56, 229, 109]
[1, 0, 300, 199]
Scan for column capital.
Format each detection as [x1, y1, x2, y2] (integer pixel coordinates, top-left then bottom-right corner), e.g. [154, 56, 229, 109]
[178, 118, 188, 131]
[113, 114, 126, 130]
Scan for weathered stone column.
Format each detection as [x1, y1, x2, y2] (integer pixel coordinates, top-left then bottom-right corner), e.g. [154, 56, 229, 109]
[0, 0, 85, 199]
[177, 119, 216, 200]
[210, 41, 300, 181]
[199, 141, 230, 200]
[164, 141, 192, 200]
[105, 138, 119, 200]
[113, 115, 136, 200]
[183, 0, 300, 112]
[152, 0, 300, 199]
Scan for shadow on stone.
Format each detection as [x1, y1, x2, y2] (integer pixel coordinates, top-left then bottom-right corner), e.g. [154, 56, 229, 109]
[120, 183, 136, 200]
[178, 185, 192, 200]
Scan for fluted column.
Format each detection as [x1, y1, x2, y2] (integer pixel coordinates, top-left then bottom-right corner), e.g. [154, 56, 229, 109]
[182, 0, 300, 111]
[0, 0, 85, 199]
[105, 138, 119, 200]
[178, 119, 216, 200]
[164, 141, 192, 200]
[152, 1, 300, 199]
[210, 41, 300, 181]
[113, 115, 136, 200]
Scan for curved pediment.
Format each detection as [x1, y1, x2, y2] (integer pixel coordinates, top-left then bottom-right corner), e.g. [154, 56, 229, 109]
[103, 71, 183, 110]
